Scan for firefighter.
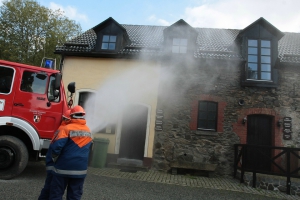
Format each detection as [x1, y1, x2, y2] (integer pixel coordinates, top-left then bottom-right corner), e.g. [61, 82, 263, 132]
[49, 105, 92, 200]
[38, 110, 71, 200]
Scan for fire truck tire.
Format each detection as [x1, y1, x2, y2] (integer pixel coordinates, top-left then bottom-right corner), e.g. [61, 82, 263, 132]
[0, 135, 29, 180]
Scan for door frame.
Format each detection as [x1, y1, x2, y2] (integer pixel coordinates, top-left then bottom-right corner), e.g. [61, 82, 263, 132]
[115, 103, 151, 157]
[246, 114, 273, 171]
[233, 108, 280, 146]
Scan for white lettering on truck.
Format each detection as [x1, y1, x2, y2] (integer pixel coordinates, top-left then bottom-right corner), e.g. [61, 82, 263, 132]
[0, 99, 5, 111]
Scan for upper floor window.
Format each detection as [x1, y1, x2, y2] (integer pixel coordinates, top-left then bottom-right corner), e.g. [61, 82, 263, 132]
[21, 71, 47, 94]
[101, 35, 117, 50]
[247, 39, 271, 81]
[172, 38, 187, 53]
[197, 101, 217, 131]
[0, 66, 14, 94]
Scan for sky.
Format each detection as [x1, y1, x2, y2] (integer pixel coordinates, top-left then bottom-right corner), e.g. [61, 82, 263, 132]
[0, 0, 299, 32]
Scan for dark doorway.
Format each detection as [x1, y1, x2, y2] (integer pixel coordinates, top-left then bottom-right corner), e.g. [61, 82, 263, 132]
[246, 115, 272, 172]
[119, 104, 148, 161]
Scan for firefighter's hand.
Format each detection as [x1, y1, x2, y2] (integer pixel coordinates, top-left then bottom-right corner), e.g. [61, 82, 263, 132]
[52, 154, 59, 163]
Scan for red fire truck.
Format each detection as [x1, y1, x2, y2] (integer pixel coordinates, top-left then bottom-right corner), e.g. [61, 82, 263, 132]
[0, 59, 75, 179]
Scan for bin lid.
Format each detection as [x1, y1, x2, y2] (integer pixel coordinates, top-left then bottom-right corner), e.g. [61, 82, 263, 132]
[93, 138, 109, 143]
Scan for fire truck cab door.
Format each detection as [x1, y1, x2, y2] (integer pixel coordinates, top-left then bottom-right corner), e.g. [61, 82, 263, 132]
[0, 65, 15, 116]
[12, 68, 63, 139]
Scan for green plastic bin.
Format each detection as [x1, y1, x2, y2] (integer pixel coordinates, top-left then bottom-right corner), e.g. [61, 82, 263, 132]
[90, 138, 110, 168]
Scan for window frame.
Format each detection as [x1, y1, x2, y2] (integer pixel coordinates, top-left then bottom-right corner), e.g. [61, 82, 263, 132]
[78, 91, 96, 110]
[197, 101, 218, 131]
[20, 70, 48, 94]
[47, 74, 61, 102]
[172, 38, 188, 54]
[0, 65, 15, 95]
[246, 39, 272, 82]
[75, 89, 116, 134]
[101, 35, 117, 51]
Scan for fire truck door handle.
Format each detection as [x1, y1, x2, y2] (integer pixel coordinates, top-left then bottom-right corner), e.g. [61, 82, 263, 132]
[13, 103, 24, 107]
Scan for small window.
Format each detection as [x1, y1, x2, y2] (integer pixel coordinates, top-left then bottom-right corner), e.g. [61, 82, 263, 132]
[21, 71, 47, 94]
[101, 35, 117, 50]
[78, 92, 96, 109]
[0, 66, 14, 94]
[197, 101, 217, 131]
[172, 38, 187, 53]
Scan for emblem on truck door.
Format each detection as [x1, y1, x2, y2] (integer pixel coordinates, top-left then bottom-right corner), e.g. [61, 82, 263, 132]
[33, 115, 41, 123]
[0, 99, 5, 111]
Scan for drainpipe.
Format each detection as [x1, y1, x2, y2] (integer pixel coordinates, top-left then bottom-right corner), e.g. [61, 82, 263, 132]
[59, 53, 65, 74]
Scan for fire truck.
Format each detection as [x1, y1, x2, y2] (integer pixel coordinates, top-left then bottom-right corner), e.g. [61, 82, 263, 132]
[0, 59, 75, 179]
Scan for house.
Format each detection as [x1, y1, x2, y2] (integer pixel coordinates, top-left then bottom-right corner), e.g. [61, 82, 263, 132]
[55, 17, 300, 177]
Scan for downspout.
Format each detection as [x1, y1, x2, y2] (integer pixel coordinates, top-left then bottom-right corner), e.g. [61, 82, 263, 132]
[59, 53, 65, 74]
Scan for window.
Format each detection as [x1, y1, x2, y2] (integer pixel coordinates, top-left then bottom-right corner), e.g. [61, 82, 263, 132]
[101, 35, 117, 50]
[20, 71, 47, 94]
[78, 92, 95, 110]
[172, 38, 187, 53]
[197, 101, 217, 131]
[47, 74, 60, 102]
[247, 39, 271, 81]
[0, 66, 14, 94]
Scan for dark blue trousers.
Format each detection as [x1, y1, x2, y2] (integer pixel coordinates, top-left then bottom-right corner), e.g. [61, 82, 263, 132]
[49, 175, 85, 200]
[38, 171, 53, 200]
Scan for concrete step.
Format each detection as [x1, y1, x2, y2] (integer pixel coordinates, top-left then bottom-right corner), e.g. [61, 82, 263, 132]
[107, 162, 149, 172]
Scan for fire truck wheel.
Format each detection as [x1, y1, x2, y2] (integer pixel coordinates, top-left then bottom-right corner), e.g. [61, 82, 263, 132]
[0, 135, 29, 180]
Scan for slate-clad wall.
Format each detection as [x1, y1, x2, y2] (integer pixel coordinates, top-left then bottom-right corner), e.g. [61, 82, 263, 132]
[152, 58, 300, 177]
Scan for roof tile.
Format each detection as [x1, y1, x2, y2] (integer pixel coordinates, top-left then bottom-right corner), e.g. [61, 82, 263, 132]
[55, 24, 300, 63]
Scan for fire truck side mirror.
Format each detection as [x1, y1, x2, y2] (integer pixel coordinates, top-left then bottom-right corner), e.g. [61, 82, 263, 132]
[54, 73, 62, 90]
[68, 82, 76, 94]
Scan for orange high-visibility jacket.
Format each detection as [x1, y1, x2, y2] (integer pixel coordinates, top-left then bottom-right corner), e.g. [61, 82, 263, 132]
[45, 121, 69, 169]
[51, 119, 92, 178]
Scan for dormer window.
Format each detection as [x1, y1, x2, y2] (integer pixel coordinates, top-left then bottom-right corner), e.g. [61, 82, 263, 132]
[247, 39, 271, 81]
[101, 35, 117, 50]
[172, 38, 187, 53]
[238, 18, 284, 88]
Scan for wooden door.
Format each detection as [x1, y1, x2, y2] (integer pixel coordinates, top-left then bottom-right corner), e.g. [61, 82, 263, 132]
[246, 115, 272, 171]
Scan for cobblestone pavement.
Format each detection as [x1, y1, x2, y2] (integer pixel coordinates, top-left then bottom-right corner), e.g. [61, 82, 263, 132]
[88, 167, 300, 200]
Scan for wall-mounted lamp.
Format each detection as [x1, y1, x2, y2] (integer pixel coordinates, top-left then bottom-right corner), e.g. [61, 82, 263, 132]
[277, 120, 282, 127]
[239, 99, 245, 106]
[242, 117, 247, 124]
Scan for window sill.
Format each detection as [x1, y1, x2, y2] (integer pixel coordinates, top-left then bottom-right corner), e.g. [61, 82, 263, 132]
[195, 130, 218, 136]
[241, 80, 277, 88]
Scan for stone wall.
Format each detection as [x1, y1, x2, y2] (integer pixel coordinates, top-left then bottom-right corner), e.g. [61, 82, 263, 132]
[236, 171, 300, 196]
[152, 59, 300, 177]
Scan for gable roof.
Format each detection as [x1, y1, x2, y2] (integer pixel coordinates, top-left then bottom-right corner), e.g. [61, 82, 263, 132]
[92, 17, 126, 32]
[55, 19, 300, 63]
[237, 17, 284, 40]
[92, 17, 131, 44]
[163, 19, 198, 36]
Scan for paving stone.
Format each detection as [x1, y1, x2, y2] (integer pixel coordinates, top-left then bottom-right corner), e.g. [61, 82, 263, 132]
[88, 167, 300, 200]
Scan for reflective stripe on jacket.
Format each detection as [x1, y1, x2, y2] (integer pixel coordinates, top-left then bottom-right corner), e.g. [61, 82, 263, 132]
[45, 121, 69, 168]
[51, 119, 92, 178]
